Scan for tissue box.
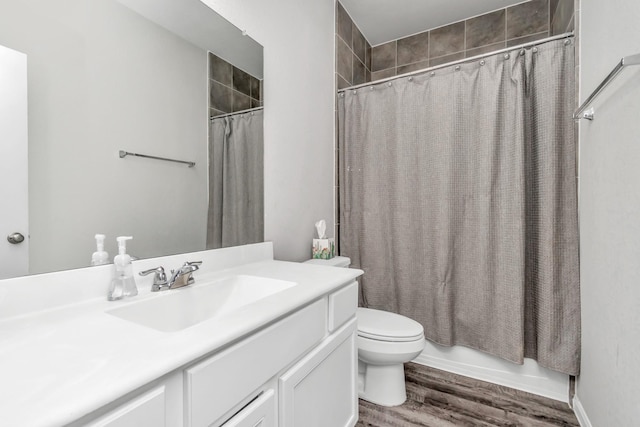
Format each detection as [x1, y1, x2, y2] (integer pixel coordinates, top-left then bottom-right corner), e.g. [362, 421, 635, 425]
[312, 238, 335, 259]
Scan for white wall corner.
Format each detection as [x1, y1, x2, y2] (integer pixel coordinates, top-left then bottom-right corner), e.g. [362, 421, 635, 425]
[572, 396, 593, 427]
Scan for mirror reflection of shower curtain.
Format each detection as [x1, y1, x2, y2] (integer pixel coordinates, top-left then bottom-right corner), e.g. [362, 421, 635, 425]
[207, 110, 264, 249]
[338, 39, 580, 375]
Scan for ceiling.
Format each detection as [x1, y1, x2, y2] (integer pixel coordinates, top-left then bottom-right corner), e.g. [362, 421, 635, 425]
[340, 0, 531, 46]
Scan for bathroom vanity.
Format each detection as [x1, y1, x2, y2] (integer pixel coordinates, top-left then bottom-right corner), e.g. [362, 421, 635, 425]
[0, 243, 362, 426]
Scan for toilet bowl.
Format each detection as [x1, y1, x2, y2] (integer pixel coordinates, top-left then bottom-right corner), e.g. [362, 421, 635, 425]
[356, 307, 425, 406]
[303, 256, 426, 407]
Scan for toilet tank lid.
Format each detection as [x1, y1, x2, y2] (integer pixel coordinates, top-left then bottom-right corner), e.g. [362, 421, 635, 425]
[304, 256, 351, 267]
[357, 307, 424, 341]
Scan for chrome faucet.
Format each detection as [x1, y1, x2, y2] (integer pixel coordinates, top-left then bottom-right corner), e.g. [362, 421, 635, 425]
[168, 261, 202, 289]
[139, 261, 202, 292]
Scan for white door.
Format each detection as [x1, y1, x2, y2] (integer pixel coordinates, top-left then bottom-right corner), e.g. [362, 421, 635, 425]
[0, 44, 29, 279]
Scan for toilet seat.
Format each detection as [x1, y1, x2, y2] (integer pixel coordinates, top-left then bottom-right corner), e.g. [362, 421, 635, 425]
[357, 308, 424, 342]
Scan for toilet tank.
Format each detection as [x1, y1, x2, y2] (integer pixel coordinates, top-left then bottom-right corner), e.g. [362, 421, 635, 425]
[303, 256, 351, 268]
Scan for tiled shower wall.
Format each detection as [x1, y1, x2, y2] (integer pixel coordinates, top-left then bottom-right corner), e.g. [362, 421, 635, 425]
[335, 0, 576, 86]
[335, 2, 372, 90]
[209, 52, 262, 117]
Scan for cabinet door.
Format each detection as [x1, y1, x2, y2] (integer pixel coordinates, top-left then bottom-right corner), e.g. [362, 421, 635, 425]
[224, 389, 276, 427]
[85, 386, 166, 427]
[279, 318, 358, 427]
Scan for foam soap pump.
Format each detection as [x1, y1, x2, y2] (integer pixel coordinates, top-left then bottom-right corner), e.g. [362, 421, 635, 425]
[91, 234, 109, 266]
[108, 236, 138, 301]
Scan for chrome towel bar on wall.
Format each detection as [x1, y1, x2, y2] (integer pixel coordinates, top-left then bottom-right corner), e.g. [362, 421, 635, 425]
[119, 150, 195, 168]
[574, 53, 640, 121]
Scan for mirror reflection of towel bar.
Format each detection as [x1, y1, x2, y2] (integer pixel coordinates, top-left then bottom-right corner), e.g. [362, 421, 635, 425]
[119, 150, 195, 168]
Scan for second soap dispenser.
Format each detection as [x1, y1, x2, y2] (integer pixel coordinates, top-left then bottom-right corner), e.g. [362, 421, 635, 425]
[91, 234, 109, 266]
[108, 236, 138, 301]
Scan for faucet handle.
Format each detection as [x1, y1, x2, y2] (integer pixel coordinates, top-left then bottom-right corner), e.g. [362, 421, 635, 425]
[139, 266, 169, 291]
[180, 261, 202, 273]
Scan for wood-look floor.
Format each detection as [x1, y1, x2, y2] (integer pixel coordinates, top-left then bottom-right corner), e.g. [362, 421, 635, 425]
[356, 363, 579, 427]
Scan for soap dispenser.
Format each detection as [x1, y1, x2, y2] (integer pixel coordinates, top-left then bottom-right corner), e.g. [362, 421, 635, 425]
[91, 234, 109, 266]
[108, 236, 138, 301]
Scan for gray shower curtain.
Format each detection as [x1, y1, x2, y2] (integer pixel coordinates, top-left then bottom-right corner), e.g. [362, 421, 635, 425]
[338, 39, 580, 375]
[207, 110, 264, 249]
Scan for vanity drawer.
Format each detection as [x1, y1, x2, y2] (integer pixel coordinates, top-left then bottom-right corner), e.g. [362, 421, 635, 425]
[184, 298, 327, 427]
[328, 281, 358, 331]
[223, 389, 275, 427]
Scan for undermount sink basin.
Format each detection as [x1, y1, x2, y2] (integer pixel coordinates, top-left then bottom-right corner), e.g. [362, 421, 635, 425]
[106, 275, 297, 332]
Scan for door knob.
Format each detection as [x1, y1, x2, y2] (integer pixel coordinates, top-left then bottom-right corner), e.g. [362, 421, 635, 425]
[7, 232, 25, 244]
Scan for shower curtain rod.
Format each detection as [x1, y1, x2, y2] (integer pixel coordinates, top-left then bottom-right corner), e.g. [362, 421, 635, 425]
[210, 106, 263, 120]
[338, 32, 574, 93]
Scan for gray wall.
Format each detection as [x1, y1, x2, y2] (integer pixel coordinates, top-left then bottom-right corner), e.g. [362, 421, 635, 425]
[0, 0, 208, 273]
[577, 0, 640, 425]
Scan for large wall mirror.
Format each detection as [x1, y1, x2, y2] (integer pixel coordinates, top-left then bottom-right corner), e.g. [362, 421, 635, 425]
[0, 0, 264, 279]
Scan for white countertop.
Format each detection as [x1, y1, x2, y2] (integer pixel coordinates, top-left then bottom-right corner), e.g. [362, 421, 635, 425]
[0, 248, 362, 426]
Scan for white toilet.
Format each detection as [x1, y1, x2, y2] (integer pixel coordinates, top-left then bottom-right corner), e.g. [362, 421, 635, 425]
[304, 256, 426, 407]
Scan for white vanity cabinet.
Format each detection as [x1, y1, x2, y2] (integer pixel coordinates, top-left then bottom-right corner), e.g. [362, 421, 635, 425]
[279, 281, 359, 427]
[185, 298, 327, 427]
[279, 318, 358, 427]
[77, 280, 359, 427]
[72, 371, 184, 427]
[84, 386, 167, 427]
[223, 389, 276, 427]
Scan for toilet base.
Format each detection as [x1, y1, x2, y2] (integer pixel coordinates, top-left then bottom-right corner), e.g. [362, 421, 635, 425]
[358, 360, 407, 407]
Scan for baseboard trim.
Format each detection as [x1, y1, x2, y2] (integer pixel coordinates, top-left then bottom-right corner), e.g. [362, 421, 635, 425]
[572, 396, 593, 427]
[413, 350, 569, 403]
